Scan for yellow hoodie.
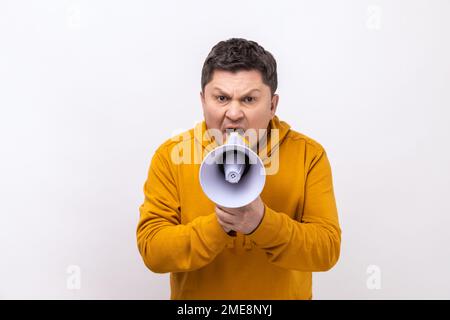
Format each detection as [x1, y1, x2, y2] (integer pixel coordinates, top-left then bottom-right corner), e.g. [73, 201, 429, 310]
[137, 116, 341, 299]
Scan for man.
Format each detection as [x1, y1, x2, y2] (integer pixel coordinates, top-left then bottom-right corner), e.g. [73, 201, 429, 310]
[137, 38, 341, 299]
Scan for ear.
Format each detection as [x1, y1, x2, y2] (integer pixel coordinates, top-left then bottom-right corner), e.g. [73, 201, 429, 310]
[270, 94, 279, 117]
[201, 91, 206, 105]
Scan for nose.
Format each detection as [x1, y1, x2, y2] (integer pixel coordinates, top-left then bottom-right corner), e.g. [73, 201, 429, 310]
[225, 100, 244, 122]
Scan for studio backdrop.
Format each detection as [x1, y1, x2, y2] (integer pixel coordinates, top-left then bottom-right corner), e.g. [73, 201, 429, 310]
[1, 0, 449, 299]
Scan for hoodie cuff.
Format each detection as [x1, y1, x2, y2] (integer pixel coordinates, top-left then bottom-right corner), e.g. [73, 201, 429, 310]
[199, 213, 235, 250]
[246, 204, 284, 248]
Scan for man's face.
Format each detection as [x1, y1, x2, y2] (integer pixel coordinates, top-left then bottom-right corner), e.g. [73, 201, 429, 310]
[200, 69, 279, 143]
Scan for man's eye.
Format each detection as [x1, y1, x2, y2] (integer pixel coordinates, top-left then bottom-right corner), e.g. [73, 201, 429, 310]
[217, 95, 228, 103]
[243, 96, 255, 103]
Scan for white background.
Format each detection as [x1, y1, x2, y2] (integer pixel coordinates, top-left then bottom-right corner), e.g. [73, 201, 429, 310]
[1, 0, 449, 299]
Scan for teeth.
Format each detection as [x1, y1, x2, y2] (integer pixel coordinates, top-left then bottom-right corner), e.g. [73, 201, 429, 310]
[225, 128, 243, 132]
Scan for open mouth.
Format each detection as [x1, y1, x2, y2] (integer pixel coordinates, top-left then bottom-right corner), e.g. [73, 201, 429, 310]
[223, 127, 245, 135]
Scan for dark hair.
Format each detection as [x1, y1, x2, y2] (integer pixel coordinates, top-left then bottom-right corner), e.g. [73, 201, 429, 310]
[201, 38, 278, 95]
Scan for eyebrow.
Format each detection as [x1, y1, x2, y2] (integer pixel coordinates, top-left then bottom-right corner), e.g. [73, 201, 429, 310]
[211, 87, 261, 96]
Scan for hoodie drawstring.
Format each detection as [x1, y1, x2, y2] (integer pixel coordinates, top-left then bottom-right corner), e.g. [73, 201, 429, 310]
[243, 236, 252, 250]
[225, 236, 252, 250]
[226, 238, 235, 248]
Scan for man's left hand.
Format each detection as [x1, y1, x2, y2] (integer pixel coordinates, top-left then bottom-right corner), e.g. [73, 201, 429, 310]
[215, 196, 265, 235]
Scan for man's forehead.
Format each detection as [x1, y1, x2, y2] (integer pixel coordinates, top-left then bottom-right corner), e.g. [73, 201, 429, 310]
[211, 85, 261, 94]
[208, 69, 265, 93]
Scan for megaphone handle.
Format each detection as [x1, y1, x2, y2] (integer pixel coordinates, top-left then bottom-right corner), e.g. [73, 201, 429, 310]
[227, 230, 237, 237]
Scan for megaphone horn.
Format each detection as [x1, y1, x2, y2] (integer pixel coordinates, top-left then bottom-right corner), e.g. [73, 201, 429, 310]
[199, 132, 266, 208]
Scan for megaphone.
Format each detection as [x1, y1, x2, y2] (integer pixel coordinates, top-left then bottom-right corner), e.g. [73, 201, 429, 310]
[199, 131, 266, 208]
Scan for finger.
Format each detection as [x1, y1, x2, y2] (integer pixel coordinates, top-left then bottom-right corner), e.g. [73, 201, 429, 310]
[216, 217, 234, 231]
[217, 205, 240, 215]
[217, 216, 237, 233]
[215, 207, 235, 225]
[216, 206, 237, 220]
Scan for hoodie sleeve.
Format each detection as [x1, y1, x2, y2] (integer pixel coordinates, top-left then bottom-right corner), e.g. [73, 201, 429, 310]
[247, 148, 341, 272]
[136, 147, 231, 273]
